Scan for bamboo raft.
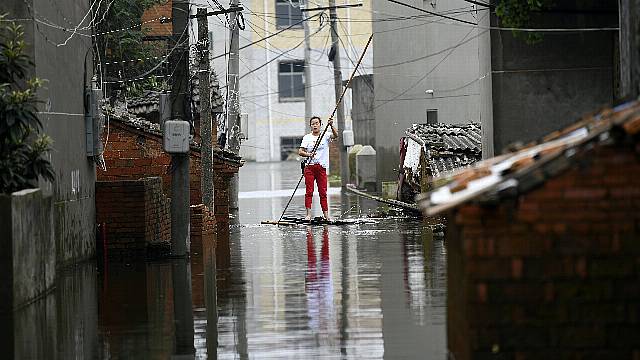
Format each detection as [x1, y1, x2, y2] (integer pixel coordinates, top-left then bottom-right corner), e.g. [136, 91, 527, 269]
[261, 216, 378, 226]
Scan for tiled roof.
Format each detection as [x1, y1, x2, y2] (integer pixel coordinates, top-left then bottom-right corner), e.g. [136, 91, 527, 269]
[191, 72, 224, 112]
[417, 101, 640, 216]
[408, 122, 482, 154]
[125, 71, 224, 115]
[127, 91, 160, 115]
[105, 106, 242, 165]
[405, 123, 482, 179]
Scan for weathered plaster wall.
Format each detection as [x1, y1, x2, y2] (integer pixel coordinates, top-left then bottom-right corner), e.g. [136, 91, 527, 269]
[351, 74, 376, 148]
[372, 0, 482, 190]
[490, 0, 618, 153]
[0, 0, 97, 267]
[0, 189, 56, 357]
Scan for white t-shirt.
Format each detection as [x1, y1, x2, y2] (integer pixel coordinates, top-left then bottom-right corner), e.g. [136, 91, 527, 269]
[300, 132, 332, 170]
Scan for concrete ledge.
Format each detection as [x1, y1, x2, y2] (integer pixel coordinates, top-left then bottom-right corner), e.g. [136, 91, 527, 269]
[0, 188, 55, 309]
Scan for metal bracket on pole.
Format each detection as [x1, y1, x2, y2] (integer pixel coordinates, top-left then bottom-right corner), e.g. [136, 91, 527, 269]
[189, 6, 244, 19]
[301, 3, 362, 11]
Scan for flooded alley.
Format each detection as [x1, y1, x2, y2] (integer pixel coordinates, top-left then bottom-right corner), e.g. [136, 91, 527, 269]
[13, 161, 446, 359]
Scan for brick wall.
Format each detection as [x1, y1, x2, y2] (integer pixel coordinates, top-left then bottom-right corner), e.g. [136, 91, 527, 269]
[98, 119, 241, 242]
[98, 120, 239, 209]
[96, 177, 171, 258]
[190, 204, 216, 253]
[141, 0, 172, 36]
[447, 143, 640, 359]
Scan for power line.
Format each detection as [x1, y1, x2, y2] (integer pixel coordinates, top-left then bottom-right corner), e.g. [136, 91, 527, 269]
[385, 0, 619, 32]
[210, 12, 322, 61]
[111, 23, 190, 82]
[387, 0, 478, 26]
[369, 25, 477, 112]
[460, 0, 493, 8]
[238, 22, 328, 80]
[375, 29, 487, 69]
[56, 0, 104, 46]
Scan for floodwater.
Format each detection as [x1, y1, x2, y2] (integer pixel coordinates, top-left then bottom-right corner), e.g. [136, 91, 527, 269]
[12, 161, 447, 359]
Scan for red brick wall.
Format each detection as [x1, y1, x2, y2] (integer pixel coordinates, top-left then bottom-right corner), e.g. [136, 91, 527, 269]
[99, 123, 201, 204]
[99, 121, 239, 208]
[141, 0, 172, 36]
[447, 143, 640, 359]
[190, 204, 216, 253]
[96, 177, 171, 257]
[98, 120, 241, 243]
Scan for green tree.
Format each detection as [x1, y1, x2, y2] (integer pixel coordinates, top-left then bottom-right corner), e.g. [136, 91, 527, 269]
[94, 0, 168, 96]
[0, 17, 54, 194]
[495, 0, 554, 43]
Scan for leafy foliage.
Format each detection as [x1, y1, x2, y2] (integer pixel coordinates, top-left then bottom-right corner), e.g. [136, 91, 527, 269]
[495, 0, 554, 43]
[94, 0, 168, 97]
[0, 17, 54, 193]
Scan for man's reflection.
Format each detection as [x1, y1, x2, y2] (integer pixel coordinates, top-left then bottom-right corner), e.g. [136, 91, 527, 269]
[305, 226, 334, 332]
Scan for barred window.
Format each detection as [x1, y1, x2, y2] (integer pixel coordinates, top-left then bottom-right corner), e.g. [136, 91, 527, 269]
[275, 0, 303, 28]
[278, 61, 305, 101]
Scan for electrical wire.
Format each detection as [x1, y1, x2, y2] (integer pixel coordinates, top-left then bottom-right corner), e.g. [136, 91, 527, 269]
[384, 0, 618, 32]
[108, 22, 189, 82]
[238, 22, 328, 80]
[336, 19, 373, 90]
[387, 0, 478, 26]
[56, 0, 104, 47]
[368, 25, 477, 113]
[460, 0, 493, 8]
[375, 29, 487, 69]
[211, 11, 322, 61]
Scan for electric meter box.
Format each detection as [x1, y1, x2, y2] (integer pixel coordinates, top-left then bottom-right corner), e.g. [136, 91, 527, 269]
[163, 120, 190, 153]
[342, 129, 355, 147]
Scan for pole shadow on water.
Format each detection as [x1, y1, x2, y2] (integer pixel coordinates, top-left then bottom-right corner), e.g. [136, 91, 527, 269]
[171, 258, 195, 358]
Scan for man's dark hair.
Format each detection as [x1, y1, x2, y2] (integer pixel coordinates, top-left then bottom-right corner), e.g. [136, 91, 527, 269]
[309, 116, 322, 125]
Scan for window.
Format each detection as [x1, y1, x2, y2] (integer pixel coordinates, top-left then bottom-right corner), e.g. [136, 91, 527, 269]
[275, 0, 302, 28]
[280, 136, 303, 160]
[278, 61, 305, 101]
[426, 109, 438, 125]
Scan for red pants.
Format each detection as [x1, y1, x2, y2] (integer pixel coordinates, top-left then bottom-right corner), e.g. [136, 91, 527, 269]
[304, 164, 328, 211]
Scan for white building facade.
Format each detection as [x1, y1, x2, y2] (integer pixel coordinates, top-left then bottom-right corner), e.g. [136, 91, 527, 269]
[199, 0, 373, 162]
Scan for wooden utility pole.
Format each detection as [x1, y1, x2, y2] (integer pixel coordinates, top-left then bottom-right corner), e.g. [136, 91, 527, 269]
[197, 8, 215, 211]
[619, 0, 640, 99]
[170, 0, 191, 257]
[228, 0, 241, 210]
[303, 0, 313, 134]
[328, 0, 349, 188]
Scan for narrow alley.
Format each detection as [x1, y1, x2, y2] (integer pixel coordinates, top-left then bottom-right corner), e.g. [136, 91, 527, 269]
[17, 162, 446, 359]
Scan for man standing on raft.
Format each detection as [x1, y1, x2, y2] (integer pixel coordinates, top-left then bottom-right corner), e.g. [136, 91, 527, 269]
[298, 116, 339, 221]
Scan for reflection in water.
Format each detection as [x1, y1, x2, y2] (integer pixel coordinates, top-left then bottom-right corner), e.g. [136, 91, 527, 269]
[12, 162, 446, 359]
[10, 263, 99, 359]
[305, 226, 336, 338]
[172, 259, 195, 356]
[215, 217, 445, 359]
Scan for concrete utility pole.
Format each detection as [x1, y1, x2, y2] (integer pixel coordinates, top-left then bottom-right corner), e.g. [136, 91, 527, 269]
[170, 0, 191, 256]
[303, 0, 313, 134]
[197, 8, 215, 211]
[619, 0, 640, 99]
[228, 0, 241, 210]
[328, 0, 349, 188]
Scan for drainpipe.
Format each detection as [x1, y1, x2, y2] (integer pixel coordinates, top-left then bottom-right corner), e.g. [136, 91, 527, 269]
[264, 0, 274, 161]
